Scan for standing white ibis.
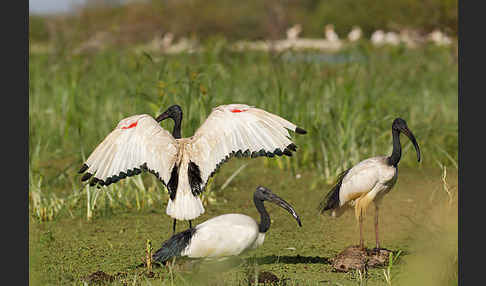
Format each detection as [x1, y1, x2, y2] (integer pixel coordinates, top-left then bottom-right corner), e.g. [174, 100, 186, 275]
[318, 118, 420, 250]
[152, 186, 302, 264]
[78, 104, 306, 233]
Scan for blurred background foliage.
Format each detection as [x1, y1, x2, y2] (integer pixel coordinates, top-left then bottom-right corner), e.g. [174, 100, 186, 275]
[29, 0, 457, 47]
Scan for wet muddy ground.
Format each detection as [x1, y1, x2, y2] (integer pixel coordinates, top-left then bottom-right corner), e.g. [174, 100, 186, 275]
[29, 162, 457, 285]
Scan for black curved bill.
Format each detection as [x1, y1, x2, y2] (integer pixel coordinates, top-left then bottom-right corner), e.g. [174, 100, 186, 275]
[268, 193, 302, 227]
[401, 127, 421, 162]
[155, 111, 169, 122]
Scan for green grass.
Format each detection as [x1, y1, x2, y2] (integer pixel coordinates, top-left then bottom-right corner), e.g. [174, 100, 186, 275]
[29, 43, 457, 284]
[29, 43, 457, 192]
[29, 162, 457, 285]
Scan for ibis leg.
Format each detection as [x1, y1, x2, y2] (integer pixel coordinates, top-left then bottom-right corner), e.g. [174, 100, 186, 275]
[375, 204, 380, 249]
[359, 209, 364, 250]
[172, 219, 177, 233]
[188, 220, 192, 229]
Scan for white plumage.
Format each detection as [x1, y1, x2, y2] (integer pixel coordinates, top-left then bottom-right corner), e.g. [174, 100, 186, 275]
[324, 24, 340, 42]
[347, 26, 362, 42]
[189, 104, 302, 189]
[82, 114, 178, 186]
[182, 214, 264, 258]
[79, 104, 306, 228]
[319, 118, 420, 250]
[333, 157, 397, 220]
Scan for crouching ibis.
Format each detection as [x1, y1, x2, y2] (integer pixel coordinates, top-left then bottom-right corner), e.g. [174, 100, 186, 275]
[78, 104, 306, 233]
[319, 118, 421, 250]
[152, 186, 302, 264]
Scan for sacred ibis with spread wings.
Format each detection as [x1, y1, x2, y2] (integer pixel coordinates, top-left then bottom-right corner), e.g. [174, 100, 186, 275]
[319, 118, 420, 250]
[78, 104, 307, 232]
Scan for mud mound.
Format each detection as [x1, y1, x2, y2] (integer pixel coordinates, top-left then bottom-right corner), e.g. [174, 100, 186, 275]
[83, 270, 115, 284]
[331, 245, 394, 272]
[83, 271, 127, 284]
[258, 271, 280, 284]
[247, 270, 282, 285]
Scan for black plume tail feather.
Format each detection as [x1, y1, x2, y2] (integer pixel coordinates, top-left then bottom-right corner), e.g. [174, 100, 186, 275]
[318, 169, 350, 214]
[152, 228, 196, 265]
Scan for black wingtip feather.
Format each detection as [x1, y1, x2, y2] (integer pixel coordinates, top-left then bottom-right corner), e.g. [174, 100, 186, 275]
[78, 164, 89, 174]
[141, 163, 148, 171]
[81, 172, 92, 182]
[152, 228, 196, 264]
[295, 127, 307, 134]
[82, 162, 160, 188]
[287, 143, 297, 151]
[199, 146, 298, 193]
[318, 169, 350, 214]
[283, 148, 293, 156]
[89, 178, 99, 186]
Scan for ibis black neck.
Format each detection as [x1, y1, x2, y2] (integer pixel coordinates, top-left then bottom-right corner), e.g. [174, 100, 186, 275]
[387, 129, 401, 167]
[254, 197, 271, 233]
[172, 119, 182, 139]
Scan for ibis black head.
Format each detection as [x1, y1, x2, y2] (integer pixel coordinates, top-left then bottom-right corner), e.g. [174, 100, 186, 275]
[392, 118, 421, 162]
[156, 105, 183, 123]
[254, 186, 302, 227]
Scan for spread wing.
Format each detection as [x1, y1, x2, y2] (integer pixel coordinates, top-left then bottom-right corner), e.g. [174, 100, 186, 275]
[78, 114, 179, 188]
[187, 104, 307, 195]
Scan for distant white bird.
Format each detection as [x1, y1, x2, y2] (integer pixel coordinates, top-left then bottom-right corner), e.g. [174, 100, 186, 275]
[371, 30, 385, 45]
[152, 186, 302, 264]
[319, 118, 420, 250]
[325, 24, 340, 43]
[428, 30, 452, 46]
[347, 26, 362, 42]
[286, 24, 302, 40]
[162, 33, 174, 48]
[78, 104, 307, 233]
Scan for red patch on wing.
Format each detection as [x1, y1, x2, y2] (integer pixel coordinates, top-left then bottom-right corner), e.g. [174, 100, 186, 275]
[121, 121, 138, 129]
[230, 109, 248, 113]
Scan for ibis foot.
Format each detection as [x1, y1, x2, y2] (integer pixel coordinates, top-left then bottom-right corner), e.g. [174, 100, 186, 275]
[371, 247, 382, 255]
[331, 245, 396, 272]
